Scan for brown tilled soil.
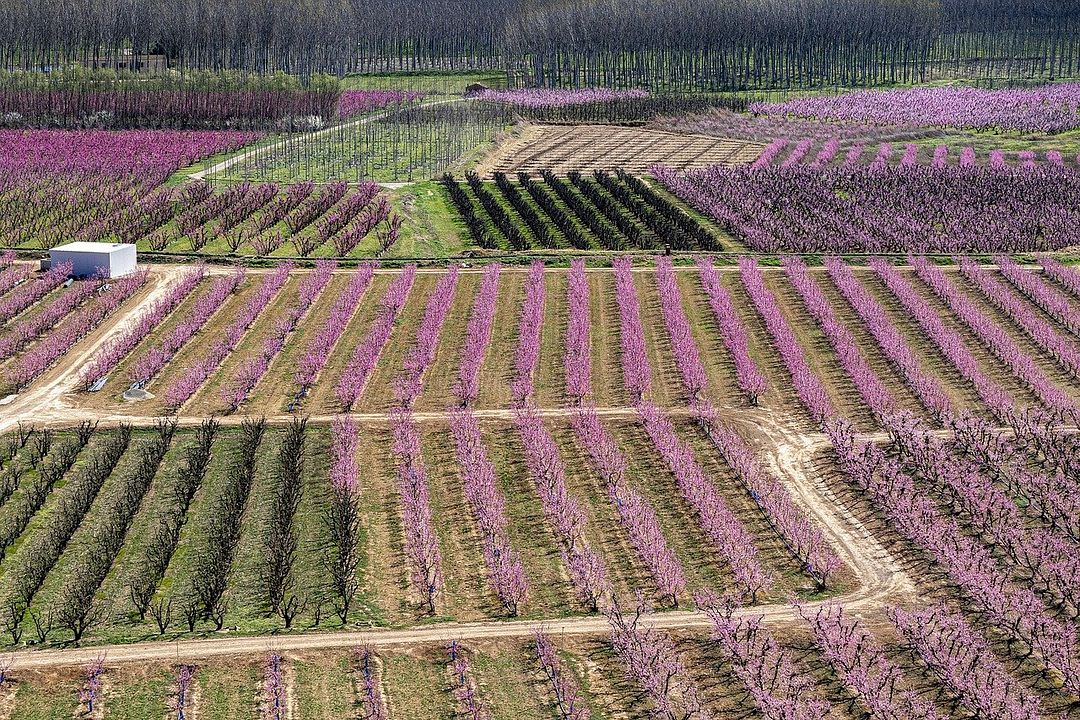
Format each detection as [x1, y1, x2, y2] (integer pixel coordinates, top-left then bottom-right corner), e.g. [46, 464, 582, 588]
[473, 124, 764, 178]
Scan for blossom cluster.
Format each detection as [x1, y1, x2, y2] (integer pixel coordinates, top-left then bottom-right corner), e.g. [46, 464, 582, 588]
[392, 410, 444, 614]
[654, 161, 1080, 253]
[394, 266, 460, 407]
[336, 264, 417, 410]
[474, 88, 648, 108]
[449, 409, 528, 615]
[163, 263, 291, 409]
[338, 90, 424, 119]
[697, 258, 765, 404]
[751, 83, 1080, 134]
[455, 263, 501, 405]
[130, 267, 244, 386]
[294, 263, 375, 393]
[7, 269, 148, 389]
[515, 409, 608, 610]
[564, 259, 591, 402]
[81, 267, 205, 389]
[511, 261, 545, 404]
[221, 260, 335, 410]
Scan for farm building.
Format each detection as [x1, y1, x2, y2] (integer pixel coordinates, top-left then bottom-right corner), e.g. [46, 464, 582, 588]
[50, 242, 137, 279]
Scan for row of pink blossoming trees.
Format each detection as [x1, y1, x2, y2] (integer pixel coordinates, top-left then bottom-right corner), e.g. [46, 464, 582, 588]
[301, 256, 841, 632]
[584, 253, 1079, 719]
[40, 252, 1080, 719]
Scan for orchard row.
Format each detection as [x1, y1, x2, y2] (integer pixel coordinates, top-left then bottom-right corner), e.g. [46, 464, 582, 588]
[5, 258, 1067, 422]
[443, 171, 719, 252]
[0, 621, 1046, 720]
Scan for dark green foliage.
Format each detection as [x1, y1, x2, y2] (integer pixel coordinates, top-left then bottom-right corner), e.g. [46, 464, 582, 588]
[518, 172, 590, 250]
[466, 171, 529, 250]
[617, 170, 717, 250]
[493, 172, 554, 247]
[443, 170, 717, 252]
[442, 173, 495, 249]
[542, 171, 624, 250]
[568, 171, 644, 248]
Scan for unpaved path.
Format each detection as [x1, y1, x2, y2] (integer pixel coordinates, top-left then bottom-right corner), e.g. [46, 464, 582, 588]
[190, 263, 1040, 277]
[742, 412, 916, 613]
[0, 403, 919, 669]
[0, 404, 698, 434]
[0, 266, 188, 433]
[0, 263, 951, 670]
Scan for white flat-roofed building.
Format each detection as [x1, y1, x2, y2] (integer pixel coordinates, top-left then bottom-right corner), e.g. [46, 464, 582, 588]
[49, 242, 137, 279]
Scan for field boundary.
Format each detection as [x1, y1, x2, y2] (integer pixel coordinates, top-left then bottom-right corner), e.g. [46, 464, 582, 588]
[2, 414, 918, 670]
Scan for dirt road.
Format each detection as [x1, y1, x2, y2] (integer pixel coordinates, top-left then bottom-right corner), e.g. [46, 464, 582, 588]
[0, 399, 920, 669]
[0, 264, 930, 670]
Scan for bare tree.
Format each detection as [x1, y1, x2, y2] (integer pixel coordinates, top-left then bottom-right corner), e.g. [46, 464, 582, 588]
[263, 417, 307, 622]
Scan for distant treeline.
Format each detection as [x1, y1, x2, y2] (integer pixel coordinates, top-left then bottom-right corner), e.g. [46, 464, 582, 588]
[0, 72, 342, 128]
[1, 0, 1079, 89]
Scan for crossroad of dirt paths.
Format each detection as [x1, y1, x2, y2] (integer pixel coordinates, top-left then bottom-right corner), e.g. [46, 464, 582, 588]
[0, 263, 934, 668]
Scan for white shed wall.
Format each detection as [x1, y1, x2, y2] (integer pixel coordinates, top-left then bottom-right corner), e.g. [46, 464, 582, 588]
[50, 243, 137, 279]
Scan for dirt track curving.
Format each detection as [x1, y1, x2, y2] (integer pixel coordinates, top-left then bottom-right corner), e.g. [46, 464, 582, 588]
[0, 264, 950, 670]
[0, 393, 918, 669]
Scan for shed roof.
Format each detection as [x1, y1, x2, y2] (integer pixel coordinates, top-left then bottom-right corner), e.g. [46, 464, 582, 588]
[51, 242, 131, 254]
